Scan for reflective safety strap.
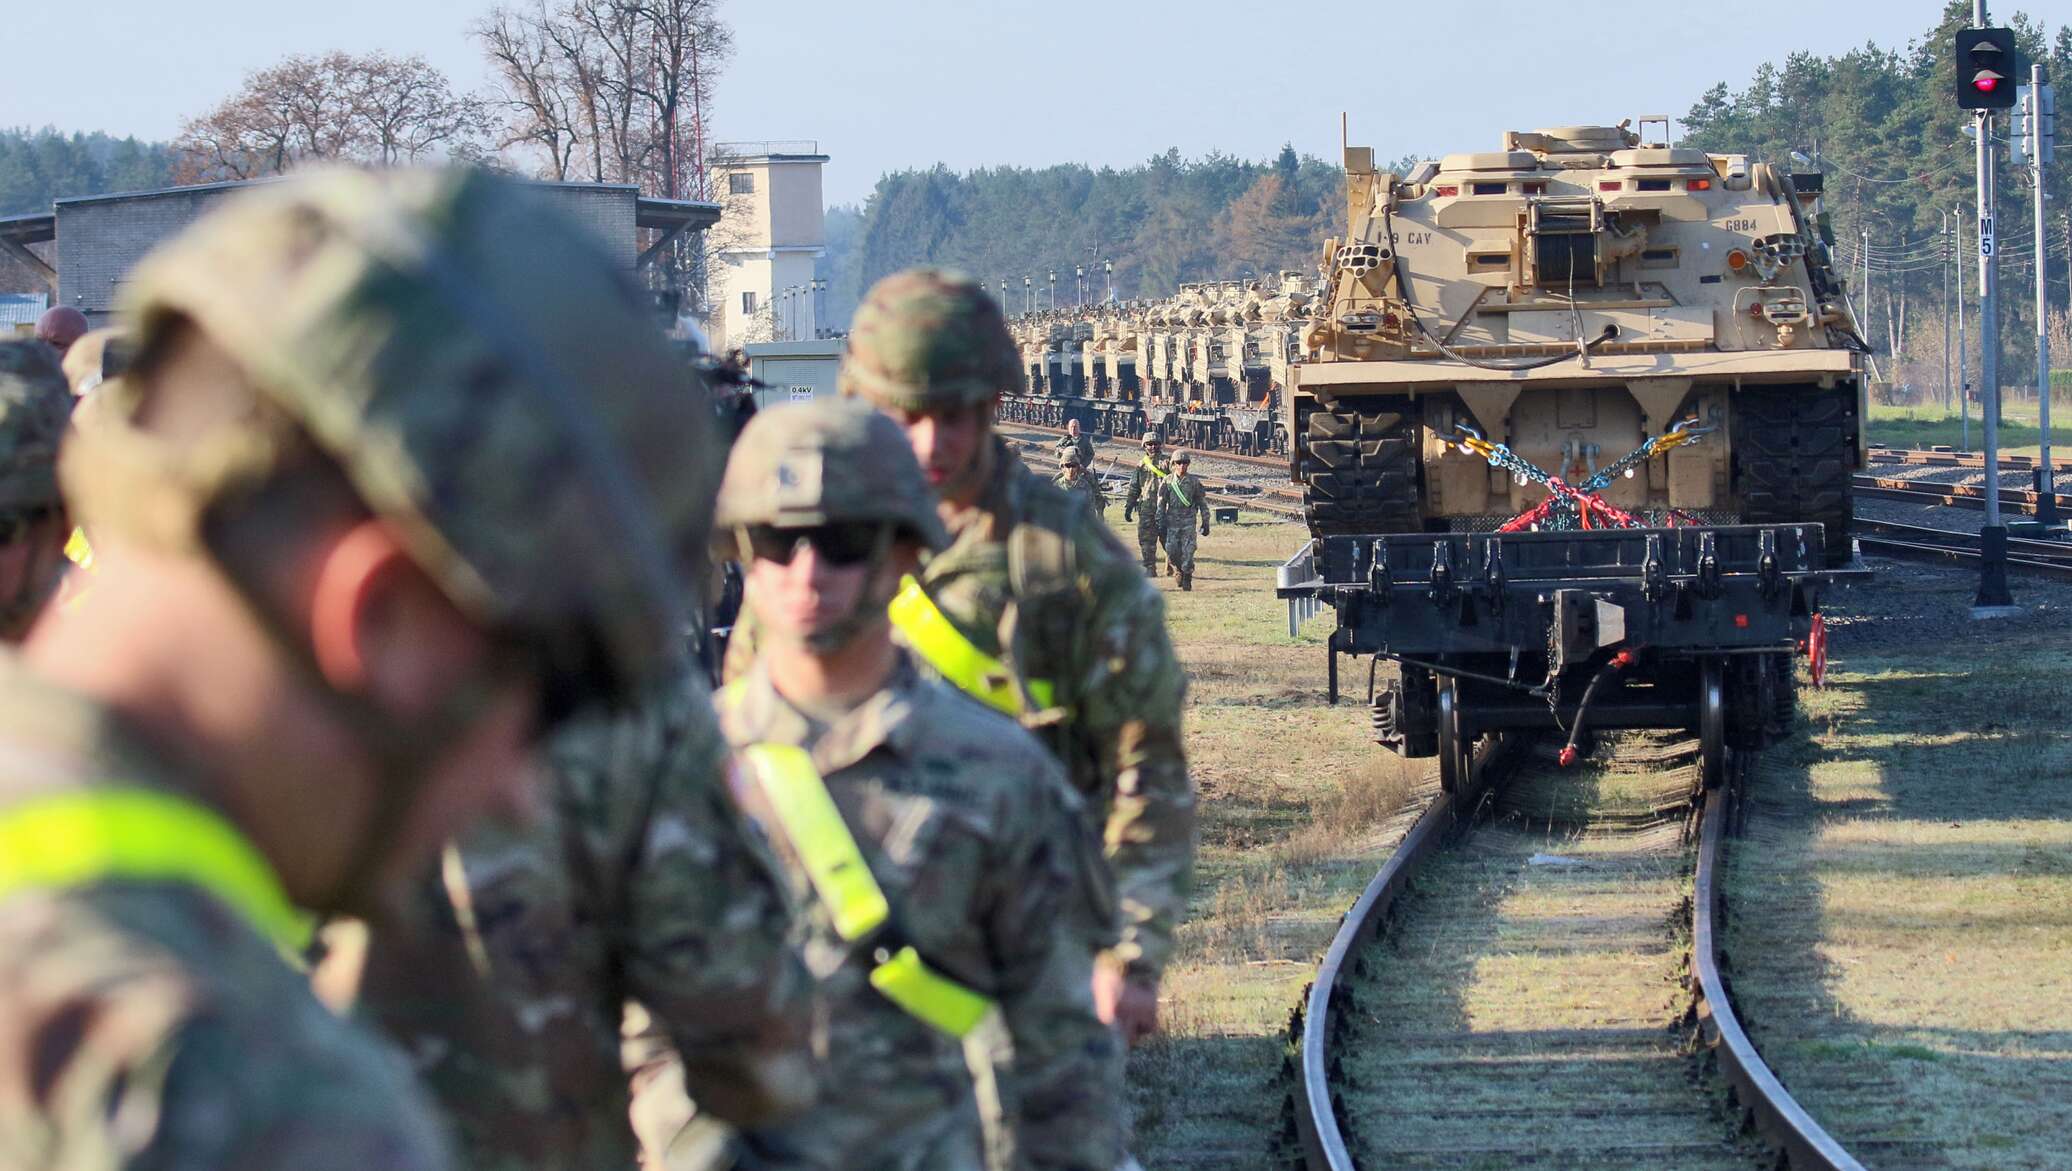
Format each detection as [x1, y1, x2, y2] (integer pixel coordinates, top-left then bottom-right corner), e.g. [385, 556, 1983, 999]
[1138, 457, 1168, 479]
[736, 744, 889, 942]
[869, 945, 994, 1037]
[0, 788, 311, 953]
[736, 743, 996, 1038]
[1165, 477, 1193, 508]
[887, 577, 1056, 717]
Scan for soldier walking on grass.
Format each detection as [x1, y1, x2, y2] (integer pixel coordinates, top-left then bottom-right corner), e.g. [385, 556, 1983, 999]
[0, 168, 715, 1170]
[715, 397, 1123, 1170]
[1160, 451, 1211, 591]
[1052, 450, 1103, 513]
[1122, 432, 1170, 576]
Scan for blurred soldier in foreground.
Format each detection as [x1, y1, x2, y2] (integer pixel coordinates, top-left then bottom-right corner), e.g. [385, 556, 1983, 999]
[838, 269, 1193, 1046]
[717, 398, 1121, 1169]
[1121, 432, 1169, 576]
[345, 669, 814, 1169]
[0, 342, 73, 640]
[1159, 451, 1211, 591]
[0, 169, 715, 1170]
[1051, 450, 1102, 513]
[60, 328, 133, 397]
[1052, 417, 1094, 472]
[33, 305, 88, 359]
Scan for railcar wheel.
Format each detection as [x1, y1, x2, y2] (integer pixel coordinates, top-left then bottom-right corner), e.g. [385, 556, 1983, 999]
[1436, 676, 1472, 794]
[1699, 658, 1727, 789]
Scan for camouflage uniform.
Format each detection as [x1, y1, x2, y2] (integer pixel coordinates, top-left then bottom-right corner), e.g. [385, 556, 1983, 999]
[350, 673, 814, 1171]
[1050, 458, 1103, 514]
[0, 341, 74, 637]
[721, 659, 1121, 1171]
[1052, 431, 1095, 473]
[716, 398, 1123, 1170]
[1121, 440, 1170, 574]
[1159, 456, 1211, 591]
[0, 170, 720, 1171]
[839, 270, 1195, 997]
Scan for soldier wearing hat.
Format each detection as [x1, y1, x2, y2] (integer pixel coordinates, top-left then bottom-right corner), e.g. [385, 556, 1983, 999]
[0, 341, 73, 640]
[0, 168, 720, 1169]
[1051, 448, 1103, 514]
[714, 397, 1122, 1170]
[1121, 431, 1171, 575]
[830, 268, 1193, 1049]
[1159, 451, 1211, 591]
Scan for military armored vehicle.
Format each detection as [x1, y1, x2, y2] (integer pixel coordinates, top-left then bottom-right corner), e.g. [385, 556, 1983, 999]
[1293, 120, 1866, 554]
[1277, 119, 1867, 792]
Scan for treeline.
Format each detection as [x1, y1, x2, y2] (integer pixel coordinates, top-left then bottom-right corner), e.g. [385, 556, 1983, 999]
[0, 128, 177, 215]
[1680, 0, 2071, 395]
[821, 145, 1351, 329]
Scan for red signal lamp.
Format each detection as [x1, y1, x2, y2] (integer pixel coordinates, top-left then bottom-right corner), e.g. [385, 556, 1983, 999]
[1972, 72, 2002, 94]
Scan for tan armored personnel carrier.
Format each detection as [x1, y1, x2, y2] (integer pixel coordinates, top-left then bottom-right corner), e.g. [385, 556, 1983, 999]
[1294, 120, 1866, 562]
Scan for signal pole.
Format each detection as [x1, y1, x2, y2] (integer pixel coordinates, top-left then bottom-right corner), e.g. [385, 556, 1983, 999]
[1942, 211, 1953, 412]
[1958, 208, 1970, 451]
[1971, 0, 2016, 613]
[2029, 65, 2057, 525]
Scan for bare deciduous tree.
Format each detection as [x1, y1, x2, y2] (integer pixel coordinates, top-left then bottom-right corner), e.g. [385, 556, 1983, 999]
[173, 52, 491, 182]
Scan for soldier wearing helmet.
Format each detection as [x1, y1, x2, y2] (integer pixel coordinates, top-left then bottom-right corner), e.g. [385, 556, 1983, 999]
[820, 267, 1194, 1051]
[0, 341, 73, 640]
[0, 169, 722, 1170]
[1051, 446, 1103, 514]
[1122, 430, 1172, 574]
[1159, 451, 1211, 591]
[33, 304, 89, 358]
[713, 397, 1122, 1170]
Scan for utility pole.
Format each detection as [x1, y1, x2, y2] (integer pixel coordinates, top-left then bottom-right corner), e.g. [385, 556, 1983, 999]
[1970, 0, 2015, 612]
[2028, 66, 2057, 523]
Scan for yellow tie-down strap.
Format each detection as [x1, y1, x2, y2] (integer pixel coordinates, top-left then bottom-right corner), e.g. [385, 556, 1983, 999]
[1139, 456, 1168, 478]
[0, 788, 311, 953]
[887, 577, 1055, 717]
[738, 744, 995, 1038]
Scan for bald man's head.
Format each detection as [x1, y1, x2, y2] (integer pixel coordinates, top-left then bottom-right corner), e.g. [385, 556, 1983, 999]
[34, 306, 89, 356]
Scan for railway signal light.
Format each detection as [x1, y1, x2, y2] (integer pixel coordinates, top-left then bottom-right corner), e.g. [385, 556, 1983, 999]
[1957, 28, 2019, 110]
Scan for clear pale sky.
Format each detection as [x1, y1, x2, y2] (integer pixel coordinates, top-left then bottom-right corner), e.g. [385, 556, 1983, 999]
[3, 0, 2047, 206]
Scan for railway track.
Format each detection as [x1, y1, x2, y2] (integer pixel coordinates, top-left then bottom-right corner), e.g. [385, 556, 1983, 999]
[1001, 430, 1304, 518]
[1285, 732, 1862, 1171]
[1853, 517, 2072, 581]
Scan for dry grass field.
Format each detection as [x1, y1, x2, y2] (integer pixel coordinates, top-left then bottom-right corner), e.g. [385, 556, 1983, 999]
[1114, 514, 1433, 1167]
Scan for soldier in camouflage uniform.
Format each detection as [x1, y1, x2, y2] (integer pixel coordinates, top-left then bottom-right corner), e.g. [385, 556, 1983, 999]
[838, 269, 1194, 1047]
[1159, 451, 1211, 591]
[0, 169, 719, 1170]
[717, 397, 1123, 1170]
[1052, 418, 1095, 473]
[1121, 432, 1169, 575]
[0, 341, 73, 641]
[344, 670, 815, 1171]
[1050, 450, 1103, 514]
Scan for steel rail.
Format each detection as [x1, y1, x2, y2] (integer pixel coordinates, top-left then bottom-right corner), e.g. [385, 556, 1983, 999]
[1293, 747, 1865, 1170]
[1691, 783, 1866, 1171]
[1000, 434, 1304, 518]
[1008, 420, 1291, 470]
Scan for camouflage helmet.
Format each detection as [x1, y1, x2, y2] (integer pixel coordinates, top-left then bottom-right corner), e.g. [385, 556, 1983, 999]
[1173, 449, 1192, 465]
[837, 268, 1022, 410]
[66, 167, 719, 706]
[0, 341, 73, 512]
[715, 397, 947, 552]
[1141, 432, 1162, 448]
[1061, 450, 1084, 469]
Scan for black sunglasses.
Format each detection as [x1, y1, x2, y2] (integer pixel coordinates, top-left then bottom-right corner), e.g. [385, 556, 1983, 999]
[744, 523, 889, 568]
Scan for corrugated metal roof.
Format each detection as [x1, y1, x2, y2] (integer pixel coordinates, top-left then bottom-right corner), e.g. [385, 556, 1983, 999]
[0, 293, 48, 327]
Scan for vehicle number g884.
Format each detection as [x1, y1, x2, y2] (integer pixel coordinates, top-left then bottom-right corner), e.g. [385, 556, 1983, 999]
[1719, 218, 1759, 233]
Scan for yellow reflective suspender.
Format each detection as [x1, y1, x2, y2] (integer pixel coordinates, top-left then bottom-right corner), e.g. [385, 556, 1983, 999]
[736, 743, 995, 1038]
[1138, 456, 1168, 479]
[1165, 475, 1193, 508]
[886, 576, 1056, 717]
[0, 788, 311, 953]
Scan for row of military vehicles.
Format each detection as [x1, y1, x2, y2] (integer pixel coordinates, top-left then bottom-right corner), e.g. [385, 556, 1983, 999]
[1012, 120, 1871, 789]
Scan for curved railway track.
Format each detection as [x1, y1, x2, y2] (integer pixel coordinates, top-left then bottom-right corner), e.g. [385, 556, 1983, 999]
[1285, 733, 1863, 1171]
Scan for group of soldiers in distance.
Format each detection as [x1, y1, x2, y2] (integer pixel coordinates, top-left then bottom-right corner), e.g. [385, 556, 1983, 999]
[1044, 418, 1212, 590]
[0, 168, 1198, 1171]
